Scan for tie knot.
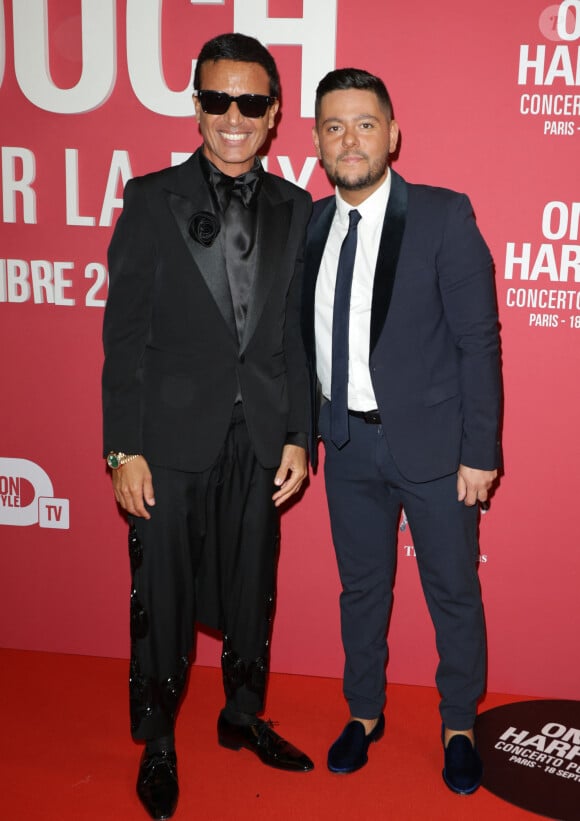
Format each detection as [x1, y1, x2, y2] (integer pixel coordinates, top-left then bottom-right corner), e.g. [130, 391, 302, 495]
[205, 158, 263, 211]
[231, 168, 262, 207]
[214, 172, 260, 211]
[348, 209, 361, 229]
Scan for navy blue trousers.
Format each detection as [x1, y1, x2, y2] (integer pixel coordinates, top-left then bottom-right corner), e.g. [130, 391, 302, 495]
[320, 402, 486, 729]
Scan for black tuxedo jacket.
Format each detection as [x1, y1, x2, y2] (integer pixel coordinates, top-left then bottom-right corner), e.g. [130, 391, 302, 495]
[302, 170, 501, 480]
[103, 149, 312, 471]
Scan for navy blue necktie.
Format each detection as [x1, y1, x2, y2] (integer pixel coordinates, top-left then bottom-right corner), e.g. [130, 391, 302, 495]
[330, 208, 361, 448]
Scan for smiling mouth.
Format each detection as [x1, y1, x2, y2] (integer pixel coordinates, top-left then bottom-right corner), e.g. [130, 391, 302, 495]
[220, 132, 249, 142]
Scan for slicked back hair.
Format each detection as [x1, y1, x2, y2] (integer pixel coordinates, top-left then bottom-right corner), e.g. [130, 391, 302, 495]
[194, 32, 280, 99]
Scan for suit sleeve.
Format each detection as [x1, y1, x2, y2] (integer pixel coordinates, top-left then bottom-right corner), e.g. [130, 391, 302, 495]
[102, 178, 157, 456]
[282, 191, 313, 442]
[437, 194, 502, 470]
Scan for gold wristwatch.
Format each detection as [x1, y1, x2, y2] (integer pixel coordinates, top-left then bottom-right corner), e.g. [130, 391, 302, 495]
[106, 452, 140, 469]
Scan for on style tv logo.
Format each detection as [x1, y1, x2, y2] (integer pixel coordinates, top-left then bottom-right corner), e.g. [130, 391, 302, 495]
[0, 458, 69, 529]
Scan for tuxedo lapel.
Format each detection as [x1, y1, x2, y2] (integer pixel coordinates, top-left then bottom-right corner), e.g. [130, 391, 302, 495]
[303, 198, 336, 356]
[369, 170, 408, 353]
[165, 154, 236, 338]
[305, 198, 336, 284]
[240, 179, 293, 353]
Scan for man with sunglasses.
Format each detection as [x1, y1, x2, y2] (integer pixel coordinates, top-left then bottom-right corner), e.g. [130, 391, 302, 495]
[103, 32, 313, 820]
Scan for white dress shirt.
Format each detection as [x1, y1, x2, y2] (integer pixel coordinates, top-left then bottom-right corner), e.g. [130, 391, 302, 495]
[315, 171, 391, 411]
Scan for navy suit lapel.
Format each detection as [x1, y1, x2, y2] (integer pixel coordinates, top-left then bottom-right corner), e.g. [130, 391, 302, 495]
[240, 177, 293, 353]
[165, 153, 236, 338]
[370, 170, 408, 352]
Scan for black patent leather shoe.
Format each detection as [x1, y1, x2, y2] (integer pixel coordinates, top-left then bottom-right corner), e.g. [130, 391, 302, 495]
[442, 730, 483, 794]
[217, 713, 314, 772]
[136, 749, 179, 819]
[327, 713, 385, 773]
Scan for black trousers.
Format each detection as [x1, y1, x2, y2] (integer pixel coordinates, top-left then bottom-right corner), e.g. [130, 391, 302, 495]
[129, 406, 279, 741]
[320, 402, 486, 730]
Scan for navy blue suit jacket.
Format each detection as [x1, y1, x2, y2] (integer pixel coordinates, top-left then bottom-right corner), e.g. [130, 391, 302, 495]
[302, 170, 501, 480]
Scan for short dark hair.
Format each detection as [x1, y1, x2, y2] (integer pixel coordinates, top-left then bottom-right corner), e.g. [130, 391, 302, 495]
[194, 33, 280, 99]
[314, 68, 394, 122]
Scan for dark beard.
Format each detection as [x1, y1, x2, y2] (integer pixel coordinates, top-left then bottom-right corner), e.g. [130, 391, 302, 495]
[324, 152, 389, 192]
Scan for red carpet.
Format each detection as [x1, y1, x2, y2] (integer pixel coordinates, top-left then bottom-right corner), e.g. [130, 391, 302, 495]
[1, 648, 539, 819]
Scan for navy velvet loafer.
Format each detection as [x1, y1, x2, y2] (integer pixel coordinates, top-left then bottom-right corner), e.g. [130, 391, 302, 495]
[442, 730, 483, 794]
[327, 713, 385, 773]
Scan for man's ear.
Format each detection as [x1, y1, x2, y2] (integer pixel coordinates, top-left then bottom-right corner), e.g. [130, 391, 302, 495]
[267, 99, 280, 130]
[312, 125, 322, 160]
[389, 119, 400, 154]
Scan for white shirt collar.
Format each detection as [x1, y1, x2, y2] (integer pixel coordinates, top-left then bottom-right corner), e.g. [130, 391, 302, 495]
[335, 169, 391, 226]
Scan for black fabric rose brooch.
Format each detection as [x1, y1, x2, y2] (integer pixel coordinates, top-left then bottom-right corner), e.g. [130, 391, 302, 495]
[189, 211, 220, 247]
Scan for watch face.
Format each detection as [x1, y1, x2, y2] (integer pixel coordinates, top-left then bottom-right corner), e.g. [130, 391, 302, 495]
[107, 453, 120, 469]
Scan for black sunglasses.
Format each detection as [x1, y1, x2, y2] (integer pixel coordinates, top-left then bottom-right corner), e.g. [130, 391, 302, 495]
[196, 90, 276, 119]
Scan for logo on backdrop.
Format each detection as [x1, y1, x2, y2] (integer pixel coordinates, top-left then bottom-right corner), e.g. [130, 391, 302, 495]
[398, 509, 488, 563]
[6, 0, 337, 118]
[504, 199, 580, 329]
[0, 458, 69, 529]
[476, 700, 580, 820]
[507, 4, 580, 331]
[518, 2, 580, 137]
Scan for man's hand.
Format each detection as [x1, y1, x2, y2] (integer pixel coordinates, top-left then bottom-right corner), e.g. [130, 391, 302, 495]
[457, 464, 497, 507]
[111, 456, 155, 519]
[272, 445, 308, 508]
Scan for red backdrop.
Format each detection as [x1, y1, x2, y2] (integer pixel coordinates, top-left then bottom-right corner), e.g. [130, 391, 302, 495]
[1, 0, 579, 700]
